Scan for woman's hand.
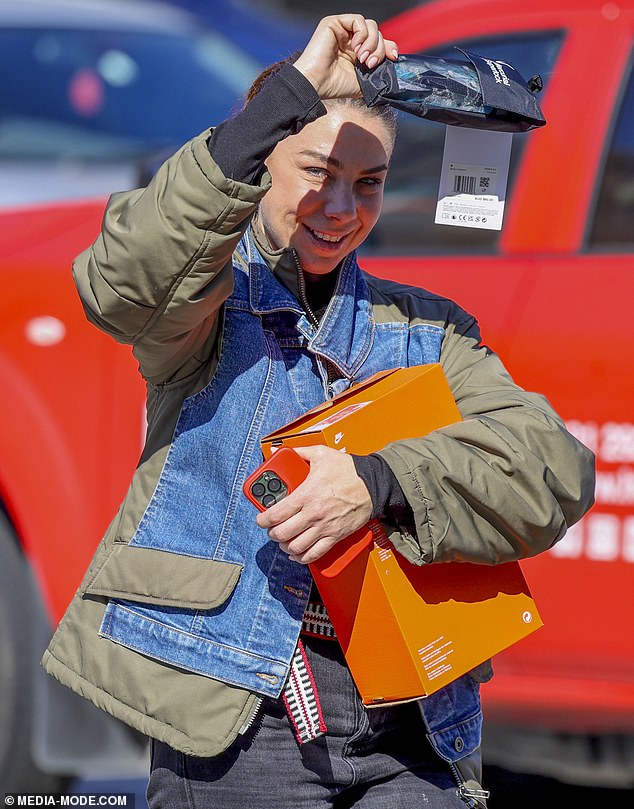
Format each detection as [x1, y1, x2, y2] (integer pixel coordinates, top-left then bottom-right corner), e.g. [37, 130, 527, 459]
[255, 444, 373, 564]
[293, 14, 398, 100]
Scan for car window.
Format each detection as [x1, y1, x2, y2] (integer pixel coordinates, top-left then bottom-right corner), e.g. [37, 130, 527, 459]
[587, 54, 634, 250]
[360, 32, 563, 257]
[0, 27, 260, 161]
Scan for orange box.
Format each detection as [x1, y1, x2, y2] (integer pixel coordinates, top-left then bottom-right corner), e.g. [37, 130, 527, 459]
[261, 364, 543, 705]
[261, 363, 461, 458]
[311, 521, 542, 705]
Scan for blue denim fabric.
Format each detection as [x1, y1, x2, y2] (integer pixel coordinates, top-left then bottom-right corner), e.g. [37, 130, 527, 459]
[99, 231, 477, 751]
[418, 671, 483, 764]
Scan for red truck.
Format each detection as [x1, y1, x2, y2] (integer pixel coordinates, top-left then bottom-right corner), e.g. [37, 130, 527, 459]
[1, 0, 632, 793]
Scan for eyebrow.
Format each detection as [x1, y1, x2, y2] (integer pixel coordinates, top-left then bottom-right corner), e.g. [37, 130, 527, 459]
[299, 149, 388, 174]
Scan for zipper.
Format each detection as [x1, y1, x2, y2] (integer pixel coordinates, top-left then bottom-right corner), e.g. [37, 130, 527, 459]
[291, 248, 340, 398]
[457, 784, 491, 806]
[291, 248, 320, 330]
[449, 760, 491, 807]
[238, 696, 263, 735]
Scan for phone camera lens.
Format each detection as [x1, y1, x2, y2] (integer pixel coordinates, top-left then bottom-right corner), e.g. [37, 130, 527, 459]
[268, 476, 282, 492]
[251, 482, 266, 497]
[262, 494, 276, 508]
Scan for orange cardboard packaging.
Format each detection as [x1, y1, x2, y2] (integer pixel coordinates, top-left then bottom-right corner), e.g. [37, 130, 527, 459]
[261, 364, 543, 706]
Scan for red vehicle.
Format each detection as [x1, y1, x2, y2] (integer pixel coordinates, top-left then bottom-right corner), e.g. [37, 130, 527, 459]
[1, 0, 633, 792]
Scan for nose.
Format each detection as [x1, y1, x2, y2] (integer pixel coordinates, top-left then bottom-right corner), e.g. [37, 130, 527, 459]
[323, 181, 357, 222]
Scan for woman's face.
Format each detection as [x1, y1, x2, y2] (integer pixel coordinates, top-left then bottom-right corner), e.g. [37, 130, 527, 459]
[259, 104, 394, 277]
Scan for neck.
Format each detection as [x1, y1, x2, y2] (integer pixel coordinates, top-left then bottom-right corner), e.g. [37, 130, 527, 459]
[303, 267, 338, 313]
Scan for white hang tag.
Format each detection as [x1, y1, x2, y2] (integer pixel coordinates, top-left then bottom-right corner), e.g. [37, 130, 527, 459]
[435, 127, 513, 230]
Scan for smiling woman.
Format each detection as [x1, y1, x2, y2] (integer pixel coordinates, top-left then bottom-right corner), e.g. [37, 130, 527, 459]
[41, 11, 594, 809]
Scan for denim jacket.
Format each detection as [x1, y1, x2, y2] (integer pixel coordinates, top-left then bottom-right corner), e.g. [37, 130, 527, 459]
[95, 229, 482, 765]
[43, 137, 593, 789]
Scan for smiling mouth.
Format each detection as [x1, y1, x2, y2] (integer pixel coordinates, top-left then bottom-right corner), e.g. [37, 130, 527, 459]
[306, 226, 347, 245]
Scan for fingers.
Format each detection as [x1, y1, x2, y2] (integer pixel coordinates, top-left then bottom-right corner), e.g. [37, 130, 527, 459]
[384, 38, 399, 62]
[260, 515, 340, 566]
[273, 526, 338, 566]
[254, 444, 373, 564]
[349, 16, 380, 66]
[286, 538, 339, 566]
[294, 14, 399, 99]
[348, 17, 399, 68]
[256, 502, 335, 564]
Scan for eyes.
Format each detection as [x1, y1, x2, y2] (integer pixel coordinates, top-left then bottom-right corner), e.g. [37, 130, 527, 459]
[304, 165, 385, 192]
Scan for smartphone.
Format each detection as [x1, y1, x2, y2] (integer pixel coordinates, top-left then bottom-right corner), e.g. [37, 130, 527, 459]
[243, 445, 373, 578]
[243, 446, 309, 511]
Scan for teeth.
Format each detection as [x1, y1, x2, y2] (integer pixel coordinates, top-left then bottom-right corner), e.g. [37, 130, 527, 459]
[310, 228, 343, 243]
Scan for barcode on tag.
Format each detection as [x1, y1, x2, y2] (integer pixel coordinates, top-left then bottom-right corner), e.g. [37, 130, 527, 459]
[453, 174, 476, 194]
[448, 162, 498, 197]
[436, 128, 512, 231]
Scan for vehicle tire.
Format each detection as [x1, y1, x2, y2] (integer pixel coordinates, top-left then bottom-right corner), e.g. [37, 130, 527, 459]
[0, 509, 70, 792]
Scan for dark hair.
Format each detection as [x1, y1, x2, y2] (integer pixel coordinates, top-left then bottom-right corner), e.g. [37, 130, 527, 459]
[243, 51, 398, 140]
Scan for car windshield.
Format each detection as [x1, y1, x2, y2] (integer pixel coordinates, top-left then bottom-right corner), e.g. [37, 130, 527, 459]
[0, 26, 261, 160]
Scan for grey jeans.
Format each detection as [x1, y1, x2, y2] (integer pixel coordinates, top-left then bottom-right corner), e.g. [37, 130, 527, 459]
[147, 635, 472, 808]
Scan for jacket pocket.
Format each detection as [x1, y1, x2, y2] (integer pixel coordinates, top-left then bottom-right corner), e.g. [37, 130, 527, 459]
[84, 544, 242, 610]
[418, 674, 483, 763]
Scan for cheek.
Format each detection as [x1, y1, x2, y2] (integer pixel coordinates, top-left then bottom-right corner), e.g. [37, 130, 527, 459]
[260, 183, 291, 227]
[295, 191, 319, 218]
[268, 173, 312, 221]
[360, 193, 384, 228]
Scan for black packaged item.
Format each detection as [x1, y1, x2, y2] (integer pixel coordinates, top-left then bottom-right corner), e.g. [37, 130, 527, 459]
[355, 49, 546, 132]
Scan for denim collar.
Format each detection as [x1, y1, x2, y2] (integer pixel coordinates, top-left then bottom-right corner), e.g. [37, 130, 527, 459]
[239, 228, 374, 379]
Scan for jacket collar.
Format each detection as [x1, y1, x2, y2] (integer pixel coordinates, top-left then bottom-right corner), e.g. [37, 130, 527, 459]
[239, 226, 374, 379]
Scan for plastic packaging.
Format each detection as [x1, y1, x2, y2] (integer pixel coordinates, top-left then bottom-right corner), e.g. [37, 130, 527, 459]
[355, 48, 546, 132]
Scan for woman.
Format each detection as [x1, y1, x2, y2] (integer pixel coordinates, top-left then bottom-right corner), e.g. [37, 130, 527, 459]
[43, 14, 595, 808]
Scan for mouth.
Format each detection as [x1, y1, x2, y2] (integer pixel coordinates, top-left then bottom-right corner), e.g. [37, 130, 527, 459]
[304, 225, 349, 248]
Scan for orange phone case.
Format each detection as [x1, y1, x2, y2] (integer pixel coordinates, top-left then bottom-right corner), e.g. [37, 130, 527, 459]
[243, 447, 373, 574]
[243, 446, 309, 510]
